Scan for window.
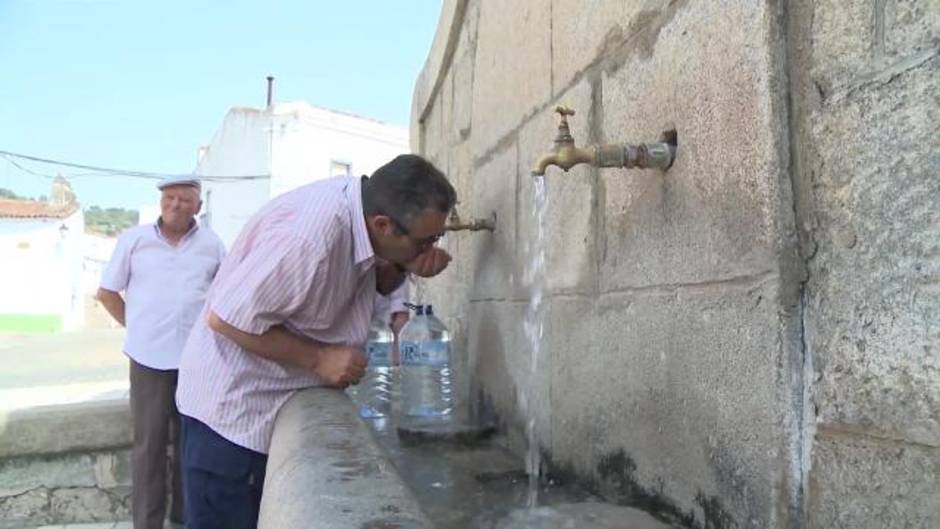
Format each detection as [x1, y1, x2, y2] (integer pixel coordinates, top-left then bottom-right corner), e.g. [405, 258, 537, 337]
[330, 160, 351, 178]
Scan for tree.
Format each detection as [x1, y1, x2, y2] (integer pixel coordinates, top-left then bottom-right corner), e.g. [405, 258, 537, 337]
[0, 187, 24, 200]
[84, 206, 139, 236]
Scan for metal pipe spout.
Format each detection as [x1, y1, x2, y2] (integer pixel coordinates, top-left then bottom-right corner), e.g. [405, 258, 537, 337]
[530, 106, 676, 175]
[445, 209, 496, 232]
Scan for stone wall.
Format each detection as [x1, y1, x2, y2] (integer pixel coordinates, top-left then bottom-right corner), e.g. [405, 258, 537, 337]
[0, 400, 132, 527]
[786, 1, 939, 527]
[411, 1, 938, 528]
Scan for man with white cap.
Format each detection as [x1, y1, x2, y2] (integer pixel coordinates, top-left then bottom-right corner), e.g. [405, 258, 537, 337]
[97, 175, 225, 529]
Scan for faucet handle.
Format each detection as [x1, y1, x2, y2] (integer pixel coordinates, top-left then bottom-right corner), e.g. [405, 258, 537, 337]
[552, 105, 576, 143]
[554, 105, 575, 117]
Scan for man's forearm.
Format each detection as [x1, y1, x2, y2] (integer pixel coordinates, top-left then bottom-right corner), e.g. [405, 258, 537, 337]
[376, 262, 407, 295]
[206, 310, 324, 370]
[96, 288, 126, 326]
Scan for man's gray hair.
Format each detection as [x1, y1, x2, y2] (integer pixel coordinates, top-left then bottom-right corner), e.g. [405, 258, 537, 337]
[362, 154, 456, 228]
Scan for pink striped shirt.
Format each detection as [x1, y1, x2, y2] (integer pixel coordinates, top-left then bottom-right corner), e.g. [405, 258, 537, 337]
[176, 176, 376, 453]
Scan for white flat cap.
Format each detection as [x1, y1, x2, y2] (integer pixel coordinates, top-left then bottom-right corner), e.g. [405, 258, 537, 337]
[156, 175, 202, 191]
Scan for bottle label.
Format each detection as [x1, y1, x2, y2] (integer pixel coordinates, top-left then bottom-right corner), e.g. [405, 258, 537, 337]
[366, 342, 391, 366]
[401, 340, 449, 367]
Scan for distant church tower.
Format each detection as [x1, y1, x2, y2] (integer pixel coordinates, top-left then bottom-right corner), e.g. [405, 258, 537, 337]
[49, 174, 78, 207]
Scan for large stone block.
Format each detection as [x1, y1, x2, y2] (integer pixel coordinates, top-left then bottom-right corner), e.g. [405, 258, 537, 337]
[809, 0, 939, 96]
[468, 300, 551, 455]
[422, 90, 448, 173]
[452, 48, 475, 141]
[451, 1, 479, 141]
[440, 69, 454, 148]
[807, 432, 940, 529]
[49, 487, 128, 523]
[0, 400, 131, 458]
[551, 0, 666, 93]
[810, 0, 874, 92]
[444, 145, 477, 316]
[449, 140, 474, 209]
[94, 449, 132, 489]
[884, 0, 940, 60]
[807, 56, 940, 446]
[0, 487, 49, 529]
[467, 144, 520, 301]
[410, 0, 465, 147]
[0, 453, 96, 497]
[470, 0, 552, 154]
[600, 1, 787, 291]
[550, 280, 796, 527]
[518, 77, 596, 295]
[415, 144, 472, 343]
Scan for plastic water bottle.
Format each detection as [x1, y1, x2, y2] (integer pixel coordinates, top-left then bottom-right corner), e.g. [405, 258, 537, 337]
[351, 314, 394, 418]
[400, 304, 453, 423]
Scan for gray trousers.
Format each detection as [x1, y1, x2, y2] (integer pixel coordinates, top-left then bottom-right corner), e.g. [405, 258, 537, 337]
[130, 359, 184, 529]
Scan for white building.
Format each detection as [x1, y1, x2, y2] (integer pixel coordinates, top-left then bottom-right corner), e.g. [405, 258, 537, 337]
[195, 102, 409, 247]
[0, 179, 85, 333]
[81, 233, 117, 296]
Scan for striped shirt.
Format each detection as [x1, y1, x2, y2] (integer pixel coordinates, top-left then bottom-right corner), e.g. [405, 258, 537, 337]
[176, 176, 376, 453]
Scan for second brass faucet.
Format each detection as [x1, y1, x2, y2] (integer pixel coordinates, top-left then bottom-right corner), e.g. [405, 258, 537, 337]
[531, 106, 676, 175]
[445, 208, 496, 232]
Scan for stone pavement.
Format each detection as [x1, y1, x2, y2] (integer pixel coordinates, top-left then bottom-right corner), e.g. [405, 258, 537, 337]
[0, 299, 128, 413]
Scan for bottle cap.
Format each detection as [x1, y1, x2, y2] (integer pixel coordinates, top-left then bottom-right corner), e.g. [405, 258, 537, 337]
[404, 302, 424, 316]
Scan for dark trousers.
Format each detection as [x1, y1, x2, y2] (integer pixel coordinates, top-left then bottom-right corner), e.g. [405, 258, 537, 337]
[180, 414, 268, 529]
[129, 360, 184, 529]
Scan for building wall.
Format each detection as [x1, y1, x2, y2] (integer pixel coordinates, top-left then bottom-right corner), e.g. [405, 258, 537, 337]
[411, 1, 938, 528]
[269, 102, 409, 198]
[196, 107, 273, 248]
[82, 234, 117, 298]
[0, 211, 85, 333]
[197, 103, 408, 248]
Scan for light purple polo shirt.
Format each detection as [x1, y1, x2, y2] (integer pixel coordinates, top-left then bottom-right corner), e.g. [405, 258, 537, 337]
[100, 222, 226, 370]
[176, 176, 377, 453]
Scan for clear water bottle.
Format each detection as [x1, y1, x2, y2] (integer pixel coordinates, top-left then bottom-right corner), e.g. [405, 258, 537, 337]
[400, 304, 453, 422]
[350, 314, 394, 418]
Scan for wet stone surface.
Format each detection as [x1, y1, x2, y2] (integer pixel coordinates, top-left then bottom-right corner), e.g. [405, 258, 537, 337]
[494, 503, 673, 529]
[367, 417, 674, 529]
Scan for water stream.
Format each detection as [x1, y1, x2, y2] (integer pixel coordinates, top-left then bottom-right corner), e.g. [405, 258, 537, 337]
[522, 173, 548, 508]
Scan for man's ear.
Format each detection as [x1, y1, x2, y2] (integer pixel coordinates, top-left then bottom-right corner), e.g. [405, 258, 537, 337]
[368, 214, 395, 236]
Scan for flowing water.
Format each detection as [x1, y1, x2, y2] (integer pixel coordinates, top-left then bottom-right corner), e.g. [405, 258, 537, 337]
[522, 173, 549, 508]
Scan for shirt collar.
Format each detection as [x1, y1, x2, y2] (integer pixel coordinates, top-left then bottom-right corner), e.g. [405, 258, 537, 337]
[154, 217, 199, 243]
[345, 177, 374, 266]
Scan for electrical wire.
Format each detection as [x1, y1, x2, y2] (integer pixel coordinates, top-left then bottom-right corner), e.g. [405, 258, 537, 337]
[0, 149, 270, 182]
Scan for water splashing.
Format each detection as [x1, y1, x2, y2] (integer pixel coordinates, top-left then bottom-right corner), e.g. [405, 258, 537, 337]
[522, 173, 548, 508]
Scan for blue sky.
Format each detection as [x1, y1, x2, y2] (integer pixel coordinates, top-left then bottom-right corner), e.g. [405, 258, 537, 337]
[0, 1, 442, 208]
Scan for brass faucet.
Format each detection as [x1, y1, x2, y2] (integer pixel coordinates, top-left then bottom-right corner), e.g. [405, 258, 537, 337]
[531, 106, 676, 175]
[444, 208, 496, 232]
